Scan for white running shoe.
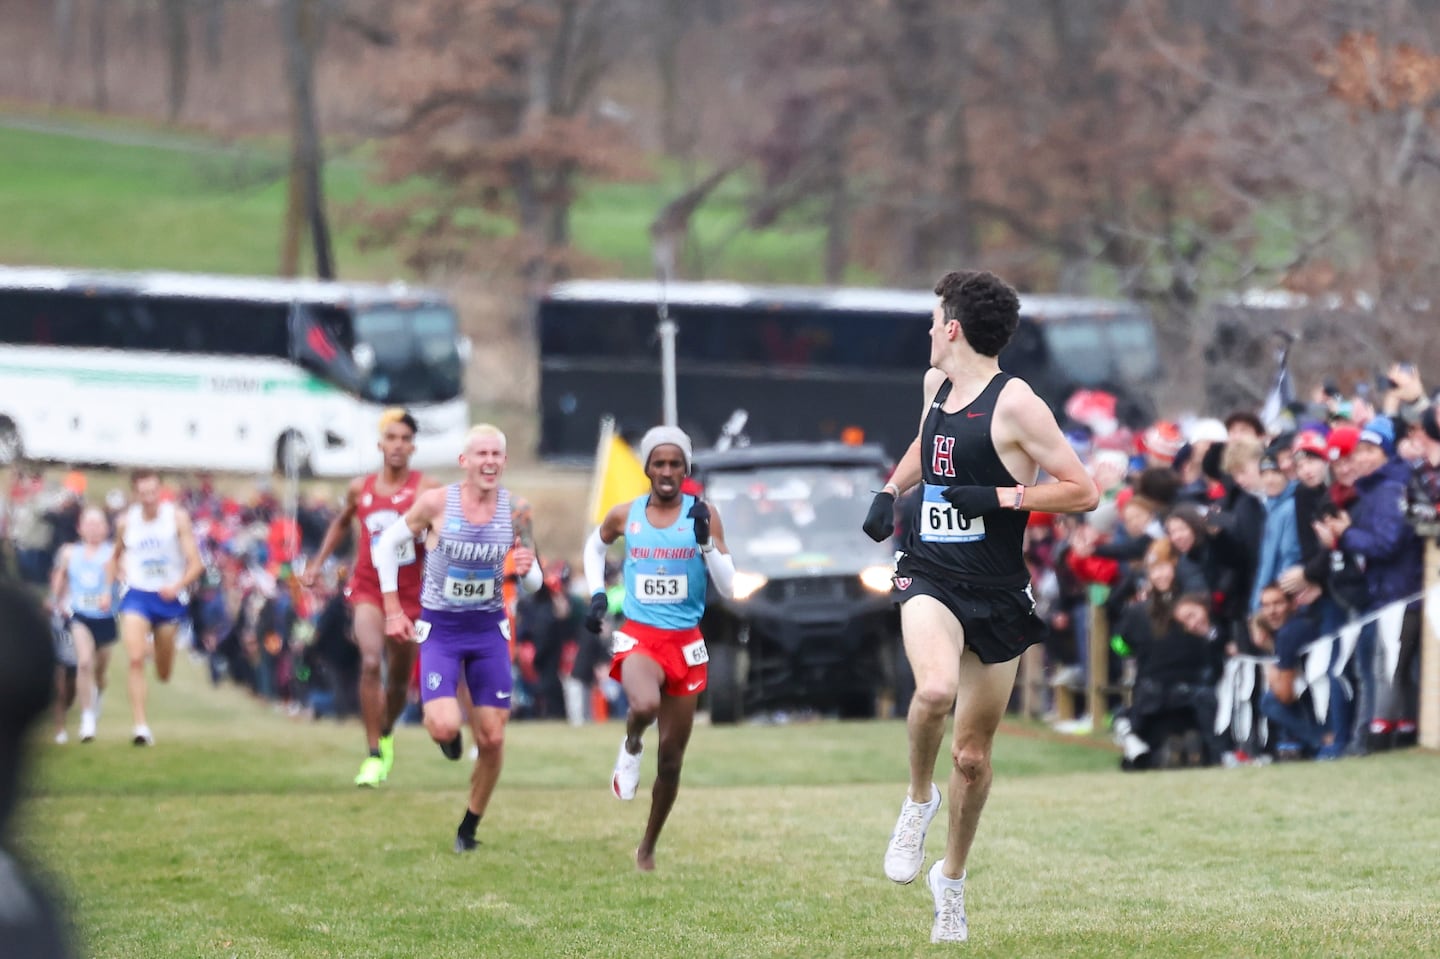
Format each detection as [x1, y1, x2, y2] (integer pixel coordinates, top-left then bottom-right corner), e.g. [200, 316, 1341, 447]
[611, 738, 642, 800]
[928, 860, 968, 943]
[132, 725, 155, 746]
[883, 782, 941, 883]
[79, 711, 97, 743]
[54, 730, 69, 745]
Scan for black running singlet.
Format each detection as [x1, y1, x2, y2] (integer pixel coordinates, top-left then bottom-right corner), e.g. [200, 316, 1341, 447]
[901, 373, 1030, 583]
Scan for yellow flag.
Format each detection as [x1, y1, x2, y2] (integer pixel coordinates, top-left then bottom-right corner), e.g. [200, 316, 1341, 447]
[589, 422, 650, 524]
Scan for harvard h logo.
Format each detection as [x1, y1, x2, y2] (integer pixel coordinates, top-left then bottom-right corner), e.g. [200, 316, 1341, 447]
[931, 435, 956, 477]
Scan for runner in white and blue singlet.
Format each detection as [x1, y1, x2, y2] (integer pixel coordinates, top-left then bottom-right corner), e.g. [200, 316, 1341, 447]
[49, 507, 118, 743]
[375, 424, 541, 853]
[581, 425, 736, 872]
[109, 470, 204, 747]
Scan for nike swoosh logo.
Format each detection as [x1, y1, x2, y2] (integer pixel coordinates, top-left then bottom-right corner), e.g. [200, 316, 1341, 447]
[967, 412, 987, 419]
[686, 681, 704, 691]
[496, 691, 511, 699]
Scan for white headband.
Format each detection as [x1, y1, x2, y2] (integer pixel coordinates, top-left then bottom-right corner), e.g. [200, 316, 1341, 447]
[639, 426, 693, 473]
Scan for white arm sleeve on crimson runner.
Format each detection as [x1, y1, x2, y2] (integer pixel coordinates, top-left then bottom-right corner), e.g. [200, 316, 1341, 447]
[374, 518, 413, 594]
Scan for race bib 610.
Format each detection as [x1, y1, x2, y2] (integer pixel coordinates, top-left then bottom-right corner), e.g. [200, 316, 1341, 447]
[919, 484, 986, 543]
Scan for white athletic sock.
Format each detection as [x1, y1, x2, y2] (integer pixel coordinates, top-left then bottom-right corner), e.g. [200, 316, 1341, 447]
[1122, 733, 1151, 761]
[935, 867, 966, 886]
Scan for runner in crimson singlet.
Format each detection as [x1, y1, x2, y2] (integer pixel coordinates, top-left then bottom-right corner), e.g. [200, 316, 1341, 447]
[350, 470, 426, 619]
[305, 409, 438, 787]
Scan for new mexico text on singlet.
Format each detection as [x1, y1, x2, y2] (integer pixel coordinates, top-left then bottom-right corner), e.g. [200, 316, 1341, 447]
[620, 494, 708, 629]
[903, 373, 1030, 585]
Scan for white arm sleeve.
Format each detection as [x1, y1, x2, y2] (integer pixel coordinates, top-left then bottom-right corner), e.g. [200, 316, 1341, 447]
[583, 527, 608, 596]
[374, 518, 414, 594]
[703, 549, 735, 599]
[520, 562, 542, 594]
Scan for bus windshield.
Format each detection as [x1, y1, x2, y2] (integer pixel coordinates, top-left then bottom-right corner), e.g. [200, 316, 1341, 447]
[352, 305, 463, 405]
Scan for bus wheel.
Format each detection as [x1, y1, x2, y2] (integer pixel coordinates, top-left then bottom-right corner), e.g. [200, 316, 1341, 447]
[0, 417, 21, 466]
[276, 430, 313, 478]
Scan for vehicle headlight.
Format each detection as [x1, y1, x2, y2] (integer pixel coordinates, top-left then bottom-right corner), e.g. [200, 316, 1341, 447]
[859, 564, 894, 594]
[731, 571, 768, 601]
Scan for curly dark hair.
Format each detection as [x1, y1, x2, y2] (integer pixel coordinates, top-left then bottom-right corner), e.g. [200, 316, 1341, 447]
[933, 270, 1020, 358]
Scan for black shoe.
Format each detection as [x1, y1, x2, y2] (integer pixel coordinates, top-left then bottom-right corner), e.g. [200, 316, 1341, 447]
[454, 834, 478, 853]
[439, 733, 463, 761]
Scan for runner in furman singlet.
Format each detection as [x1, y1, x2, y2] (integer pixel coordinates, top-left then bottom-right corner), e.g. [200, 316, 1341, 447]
[374, 424, 541, 853]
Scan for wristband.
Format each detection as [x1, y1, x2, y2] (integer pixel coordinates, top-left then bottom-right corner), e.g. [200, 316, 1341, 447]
[699, 541, 715, 554]
[882, 482, 899, 497]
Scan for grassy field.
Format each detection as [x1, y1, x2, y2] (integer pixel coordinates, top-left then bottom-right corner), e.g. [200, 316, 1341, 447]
[19, 655, 1440, 959]
[0, 117, 837, 284]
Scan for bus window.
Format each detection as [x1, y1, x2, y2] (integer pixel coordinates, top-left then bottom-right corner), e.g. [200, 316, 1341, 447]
[33, 292, 116, 349]
[539, 301, 651, 360]
[1039, 320, 1110, 385]
[1002, 319, 1049, 379]
[1105, 317, 1160, 381]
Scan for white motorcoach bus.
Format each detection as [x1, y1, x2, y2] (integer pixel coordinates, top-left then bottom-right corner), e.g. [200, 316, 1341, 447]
[0, 267, 469, 476]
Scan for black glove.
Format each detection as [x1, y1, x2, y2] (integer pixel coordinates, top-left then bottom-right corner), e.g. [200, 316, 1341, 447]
[688, 500, 712, 546]
[862, 491, 896, 542]
[941, 485, 1000, 519]
[584, 592, 609, 634]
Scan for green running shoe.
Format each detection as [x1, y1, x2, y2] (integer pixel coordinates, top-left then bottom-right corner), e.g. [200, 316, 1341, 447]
[379, 735, 395, 780]
[354, 755, 385, 788]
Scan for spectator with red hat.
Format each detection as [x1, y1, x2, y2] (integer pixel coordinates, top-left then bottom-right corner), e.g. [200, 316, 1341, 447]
[1325, 425, 1363, 509]
[1141, 421, 1184, 469]
[515, 558, 584, 721]
[1282, 430, 1336, 597]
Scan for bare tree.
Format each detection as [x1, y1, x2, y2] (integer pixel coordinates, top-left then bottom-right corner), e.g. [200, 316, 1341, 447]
[279, 0, 335, 278]
[89, 0, 109, 112]
[161, 0, 190, 121]
[363, 0, 643, 294]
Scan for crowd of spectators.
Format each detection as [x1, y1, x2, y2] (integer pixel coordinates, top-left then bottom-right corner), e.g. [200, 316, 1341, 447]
[1015, 363, 1440, 768]
[7, 360, 1438, 758]
[1, 471, 622, 729]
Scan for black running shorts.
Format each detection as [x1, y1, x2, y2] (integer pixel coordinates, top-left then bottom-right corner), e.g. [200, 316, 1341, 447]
[890, 554, 1047, 665]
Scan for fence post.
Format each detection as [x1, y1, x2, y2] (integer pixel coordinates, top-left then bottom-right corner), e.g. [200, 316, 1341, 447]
[1019, 644, 1044, 719]
[1420, 539, 1439, 750]
[1087, 589, 1109, 736]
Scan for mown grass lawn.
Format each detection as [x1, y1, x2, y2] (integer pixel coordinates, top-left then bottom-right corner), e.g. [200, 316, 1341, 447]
[19, 651, 1440, 959]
